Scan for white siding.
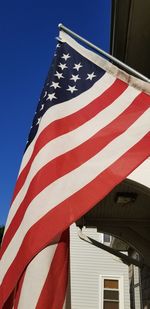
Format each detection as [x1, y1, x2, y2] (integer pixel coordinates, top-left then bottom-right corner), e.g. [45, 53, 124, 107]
[134, 266, 141, 309]
[70, 224, 130, 309]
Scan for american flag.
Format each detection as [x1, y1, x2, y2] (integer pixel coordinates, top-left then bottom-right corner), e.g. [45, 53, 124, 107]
[0, 31, 150, 308]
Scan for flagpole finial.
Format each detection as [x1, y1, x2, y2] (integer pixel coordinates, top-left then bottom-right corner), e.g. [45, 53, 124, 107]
[58, 23, 63, 29]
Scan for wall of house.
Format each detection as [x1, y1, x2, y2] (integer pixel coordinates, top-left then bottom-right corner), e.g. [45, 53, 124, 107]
[129, 263, 141, 309]
[141, 265, 150, 308]
[70, 224, 130, 309]
[128, 248, 150, 308]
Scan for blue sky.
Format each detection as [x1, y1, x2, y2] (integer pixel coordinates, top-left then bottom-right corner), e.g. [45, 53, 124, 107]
[0, 0, 111, 225]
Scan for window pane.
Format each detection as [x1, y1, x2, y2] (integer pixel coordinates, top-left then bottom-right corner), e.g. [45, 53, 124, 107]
[104, 234, 111, 243]
[104, 290, 119, 300]
[104, 301, 119, 309]
[104, 279, 118, 289]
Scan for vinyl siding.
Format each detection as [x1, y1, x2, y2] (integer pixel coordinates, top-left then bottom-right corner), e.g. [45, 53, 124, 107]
[70, 224, 130, 309]
[134, 266, 141, 309]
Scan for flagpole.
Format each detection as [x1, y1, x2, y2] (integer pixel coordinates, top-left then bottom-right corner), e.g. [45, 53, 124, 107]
[58, 23, 150, 83]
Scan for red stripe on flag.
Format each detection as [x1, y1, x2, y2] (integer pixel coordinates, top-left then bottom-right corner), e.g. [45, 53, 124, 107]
[12, 79, 127, 203]
[13, 271, 26, 309]
[36, 230, 69, 309]
[2, 293, 14, 309]
[1, 92, 149, 257]
[0, 132, 149, 308]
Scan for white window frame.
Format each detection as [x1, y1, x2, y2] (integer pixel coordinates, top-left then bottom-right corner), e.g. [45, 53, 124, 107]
[99, 275, 124, 309]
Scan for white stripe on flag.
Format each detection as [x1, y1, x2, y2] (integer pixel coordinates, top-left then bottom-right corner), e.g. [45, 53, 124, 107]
[17, 243, 58, 309]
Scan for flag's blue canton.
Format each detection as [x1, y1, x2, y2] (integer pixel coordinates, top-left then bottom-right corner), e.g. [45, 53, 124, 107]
[26, 42, 105, 150]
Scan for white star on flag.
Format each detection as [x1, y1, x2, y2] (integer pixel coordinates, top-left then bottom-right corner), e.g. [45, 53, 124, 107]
[36, 117, 41, 125]
[61, 53, 70, 61]
[86, 72, 96, 80]
[43, 91, 47, 98]
[70, 74, 81, 82]
[46, 93, 57, 101]
[54, 71, 64, 79]
[40, 104, 44, 111]
[50, 81, 61, 89]
[73, 62, 83, 71]
[66, 85, 78, 93]
[58, 63, 68, 70]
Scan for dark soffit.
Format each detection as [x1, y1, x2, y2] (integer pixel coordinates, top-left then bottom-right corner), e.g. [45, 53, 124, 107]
[110, 0, 150, 78]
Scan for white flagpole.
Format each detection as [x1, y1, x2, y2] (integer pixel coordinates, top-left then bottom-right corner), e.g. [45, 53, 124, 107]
[58, 23, 150, 83]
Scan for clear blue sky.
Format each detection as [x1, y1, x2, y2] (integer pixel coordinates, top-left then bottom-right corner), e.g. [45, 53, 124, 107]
[0, 0, 111, 225]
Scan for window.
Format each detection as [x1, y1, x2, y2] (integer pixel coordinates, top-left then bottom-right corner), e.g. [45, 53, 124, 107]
[101, 233, 112, 245]
[104, 234, 111, 244]
[103, 279, 119, 308]
[100, 276, 124, 309]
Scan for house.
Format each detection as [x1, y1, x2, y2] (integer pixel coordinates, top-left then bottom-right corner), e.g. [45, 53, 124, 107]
[70, 225, 131, 308]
